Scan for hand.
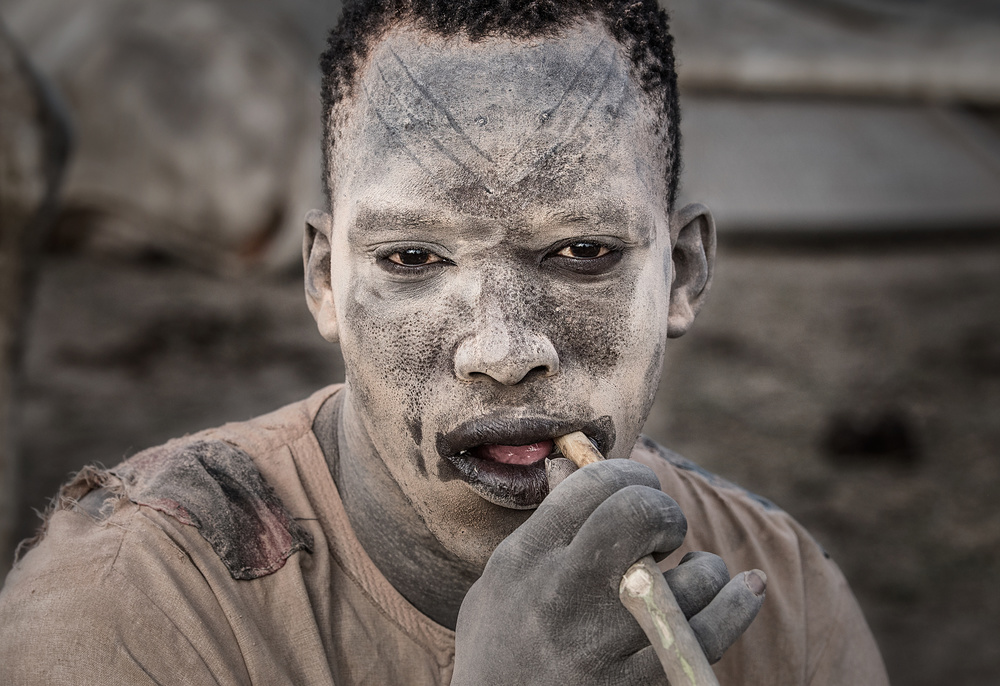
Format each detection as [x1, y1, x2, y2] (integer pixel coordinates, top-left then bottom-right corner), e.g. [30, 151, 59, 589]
[451, 459, 766, 685]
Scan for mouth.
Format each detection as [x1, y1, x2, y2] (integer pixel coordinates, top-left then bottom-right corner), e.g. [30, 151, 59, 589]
[436, 415, 614, 510]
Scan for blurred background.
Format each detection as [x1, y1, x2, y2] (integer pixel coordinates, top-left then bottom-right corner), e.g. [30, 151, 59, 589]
[1, 0, 999, 683]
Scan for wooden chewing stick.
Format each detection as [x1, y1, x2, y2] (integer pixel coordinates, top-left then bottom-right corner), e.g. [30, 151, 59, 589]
[553, 431, 720, 686]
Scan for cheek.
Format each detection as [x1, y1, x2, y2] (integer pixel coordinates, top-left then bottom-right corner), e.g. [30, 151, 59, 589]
[538, 285, 627, 371]
[539, 259, 661, 375]
[567, 264, 668, 439]
[613, 265, 670, 382]
[339, 273, 472, 444]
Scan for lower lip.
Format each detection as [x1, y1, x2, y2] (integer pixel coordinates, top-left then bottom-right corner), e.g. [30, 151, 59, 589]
[444, 442, 556, 509]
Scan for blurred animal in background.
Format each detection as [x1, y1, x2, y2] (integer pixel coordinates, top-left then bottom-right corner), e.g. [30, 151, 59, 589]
[0, 0, 337, 274]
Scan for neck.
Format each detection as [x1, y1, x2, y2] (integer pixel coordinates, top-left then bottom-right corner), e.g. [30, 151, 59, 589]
[312, 388, 479, 630]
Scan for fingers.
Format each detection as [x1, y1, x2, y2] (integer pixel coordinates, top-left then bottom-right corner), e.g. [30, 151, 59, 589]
[689, 569, 768, 664]
[663, 551, 730, 619]
[565, 484, 687, 582]
[517, 460, 663, 555]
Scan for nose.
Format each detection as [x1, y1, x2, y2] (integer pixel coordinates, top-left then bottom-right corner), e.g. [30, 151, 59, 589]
[454, 319, 560, 386]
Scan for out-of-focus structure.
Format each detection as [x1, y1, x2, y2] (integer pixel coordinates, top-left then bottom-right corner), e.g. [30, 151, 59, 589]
[669, 0, 1000, 235]
[1, 0, 998, 267]
[0, 19, 69, 577]
[0, 0, 335, 274]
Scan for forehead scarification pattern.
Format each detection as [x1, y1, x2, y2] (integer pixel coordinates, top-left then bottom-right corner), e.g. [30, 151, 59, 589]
[360, 36, 630, 196]
[504, 38, 624, 188]
[386, 46, 496, 164]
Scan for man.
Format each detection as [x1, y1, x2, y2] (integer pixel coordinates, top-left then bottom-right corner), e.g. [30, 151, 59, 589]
[0, 0, 889, 683]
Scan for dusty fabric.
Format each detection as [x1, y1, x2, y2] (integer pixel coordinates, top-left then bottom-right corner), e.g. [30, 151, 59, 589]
[0, 385, 888, 684]
[111, 439, 314, 580]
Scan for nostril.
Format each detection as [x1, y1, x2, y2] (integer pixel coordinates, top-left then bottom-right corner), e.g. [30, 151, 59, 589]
[465, 365, 552, 385]
[453, 331, 560, 385]
[523, 365, 554, 381]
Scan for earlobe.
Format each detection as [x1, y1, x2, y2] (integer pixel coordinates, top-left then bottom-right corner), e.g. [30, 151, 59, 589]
[303, 209, 339, 343]
[667, 203, 716, 339]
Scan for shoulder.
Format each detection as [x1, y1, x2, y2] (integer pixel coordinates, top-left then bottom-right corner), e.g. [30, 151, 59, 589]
[629, 435, 798, 562]
[110, 436, 315, 579]
[14, 386, 342, 581]
[200, 382, 343, 457]
[0, 495, 246, 682]
[630, 436, 889, 684]
[631, 435, 781, 513]
[0, 390, 342, 681]
[629, 434, 828, 579]
[0, 387, 348, 682]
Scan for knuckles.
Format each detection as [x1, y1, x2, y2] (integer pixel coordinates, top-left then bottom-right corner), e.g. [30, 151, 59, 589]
[458, 460, 726, 685]
[664, 552, 731, 619]
[605, 484, 687, 546]
[576, 459, 662, 492]
[674, 551, 730, 591]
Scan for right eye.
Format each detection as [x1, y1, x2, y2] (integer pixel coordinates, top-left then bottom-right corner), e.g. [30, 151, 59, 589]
[387, 248, 445, 267]
[555, 241, 611, 260]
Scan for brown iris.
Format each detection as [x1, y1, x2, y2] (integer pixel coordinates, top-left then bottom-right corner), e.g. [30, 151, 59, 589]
[557, 242, 609, 259]
[389, 249, 444, 266]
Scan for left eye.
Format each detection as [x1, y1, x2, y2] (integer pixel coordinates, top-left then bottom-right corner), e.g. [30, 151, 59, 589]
[388, 249, 445, 266]
[556, 242, 610, 259]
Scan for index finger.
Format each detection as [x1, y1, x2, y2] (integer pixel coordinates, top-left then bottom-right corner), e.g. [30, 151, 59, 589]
[510, 459, 662, 559]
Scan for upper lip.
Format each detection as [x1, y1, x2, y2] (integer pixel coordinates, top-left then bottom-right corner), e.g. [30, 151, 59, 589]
[436, 414, 615, 459]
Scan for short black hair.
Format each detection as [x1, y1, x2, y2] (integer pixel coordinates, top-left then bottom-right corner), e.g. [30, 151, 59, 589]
[319, 0, 681, 208]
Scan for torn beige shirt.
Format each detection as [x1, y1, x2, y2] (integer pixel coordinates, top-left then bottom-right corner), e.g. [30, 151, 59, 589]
[0, 385, 888, 685]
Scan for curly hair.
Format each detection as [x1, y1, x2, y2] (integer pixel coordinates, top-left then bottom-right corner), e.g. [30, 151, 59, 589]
[319, 0, 681, 208]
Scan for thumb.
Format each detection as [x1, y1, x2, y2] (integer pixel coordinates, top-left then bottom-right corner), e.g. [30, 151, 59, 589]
[545, 457, 578, 491]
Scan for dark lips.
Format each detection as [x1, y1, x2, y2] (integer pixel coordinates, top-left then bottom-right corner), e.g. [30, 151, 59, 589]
[436, 415, 615, 510]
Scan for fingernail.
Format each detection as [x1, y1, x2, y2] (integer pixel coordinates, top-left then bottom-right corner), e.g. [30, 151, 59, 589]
[745, 570, 767, 597]
[545, 457, 577, 490]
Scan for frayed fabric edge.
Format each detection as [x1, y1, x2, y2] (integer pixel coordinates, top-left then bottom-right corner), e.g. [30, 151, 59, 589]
[14, 464, 127, 563]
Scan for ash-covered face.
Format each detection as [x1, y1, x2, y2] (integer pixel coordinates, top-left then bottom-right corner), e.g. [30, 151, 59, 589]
[306, 21, 714, 566]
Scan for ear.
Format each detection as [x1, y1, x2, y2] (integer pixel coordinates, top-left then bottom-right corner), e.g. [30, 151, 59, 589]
[667, 203, 716, 338]
[303, 209, 339, 342]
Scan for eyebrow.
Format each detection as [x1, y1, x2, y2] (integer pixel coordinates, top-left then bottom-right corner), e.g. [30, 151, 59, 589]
[350, 205, 459, 238]
[541, 203, 630, 229]
[349, 199, 648, 243]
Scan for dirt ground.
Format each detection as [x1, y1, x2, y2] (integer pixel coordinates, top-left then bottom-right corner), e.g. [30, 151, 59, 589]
[8, 239, 1000, 685]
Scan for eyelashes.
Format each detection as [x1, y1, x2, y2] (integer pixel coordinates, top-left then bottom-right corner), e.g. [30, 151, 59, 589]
[546, 238, 624, 275]
[376, 245, 454, 277]
[387, 248, 448, 267]
[375, 238, 624, 277]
